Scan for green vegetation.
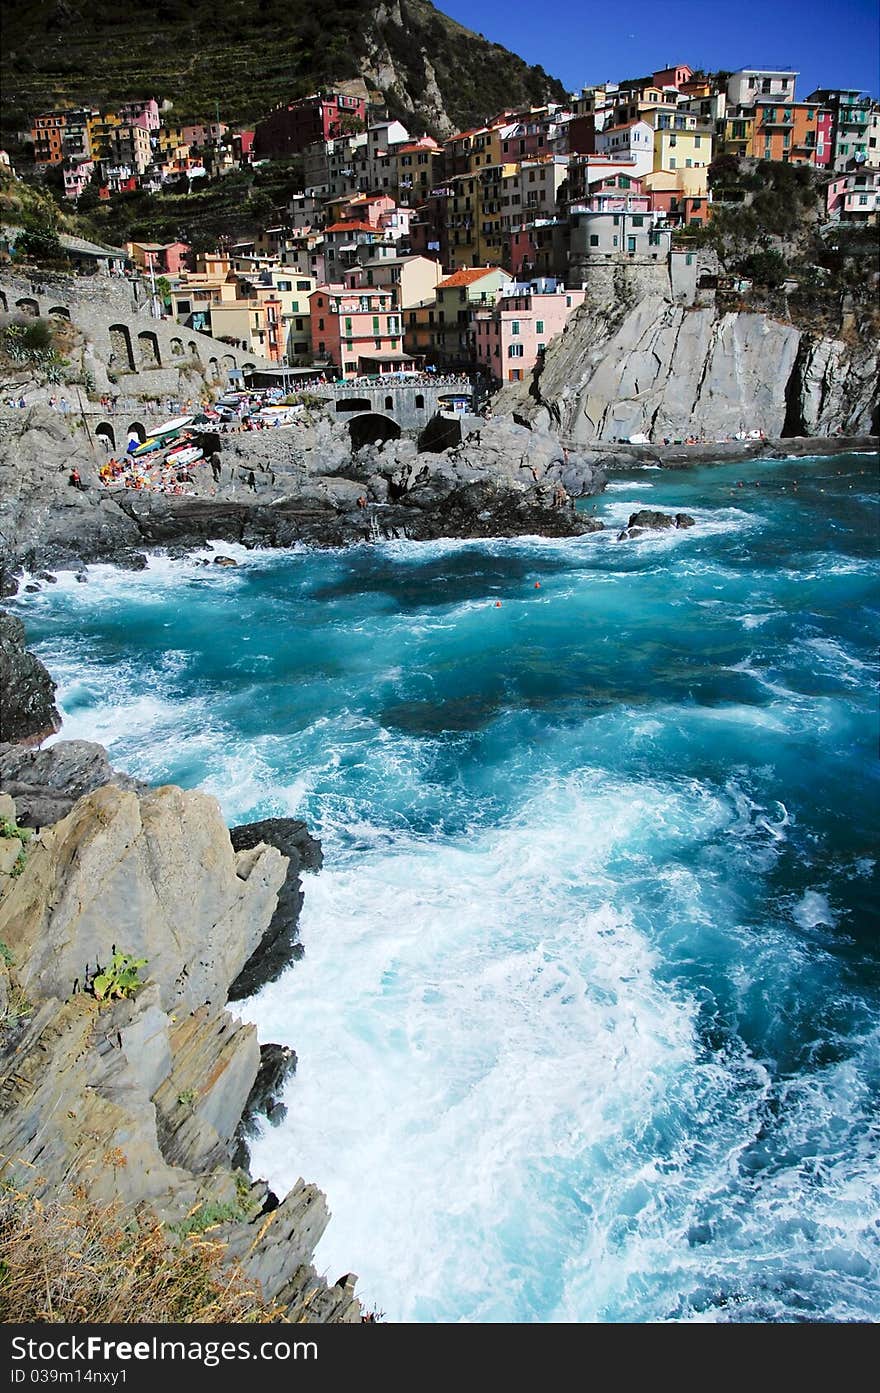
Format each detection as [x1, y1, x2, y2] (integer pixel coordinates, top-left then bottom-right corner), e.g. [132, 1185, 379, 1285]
[697, 156, 878, 331]
[90, 950, 148, 1002]
[169, 1198, 251, 1238]
[75, 159, 307, 252]
[0, 816, 32, 843]
[0, 0, 565, 147]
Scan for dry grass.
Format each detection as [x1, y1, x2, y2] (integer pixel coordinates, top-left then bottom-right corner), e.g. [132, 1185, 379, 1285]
[0, 1187, 287, 1324]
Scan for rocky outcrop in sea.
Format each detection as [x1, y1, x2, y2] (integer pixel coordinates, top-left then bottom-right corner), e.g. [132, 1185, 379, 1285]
[0, 408, 606, 582]
[0, 621, 361, 1322]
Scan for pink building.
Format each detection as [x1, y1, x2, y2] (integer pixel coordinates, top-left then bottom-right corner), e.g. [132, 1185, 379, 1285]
[826, 168, 880, 219]
[118, 99, 160, 131]
[474, 286, 586, 383]
[309, 283, 405, 377]
[63, 161, 94, 200]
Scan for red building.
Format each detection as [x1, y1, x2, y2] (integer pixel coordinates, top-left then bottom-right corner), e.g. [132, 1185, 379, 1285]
[254, 91, 367, 157]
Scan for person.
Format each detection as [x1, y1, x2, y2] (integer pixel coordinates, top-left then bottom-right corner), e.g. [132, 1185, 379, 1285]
[69, 468, 85, 490]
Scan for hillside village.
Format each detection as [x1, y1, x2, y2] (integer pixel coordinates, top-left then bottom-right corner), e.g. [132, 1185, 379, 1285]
[2, 63, 879, 393]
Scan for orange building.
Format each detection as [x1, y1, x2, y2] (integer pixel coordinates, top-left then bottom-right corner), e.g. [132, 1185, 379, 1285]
[31, 113, 68, 165]
[752, 101, 826, 164]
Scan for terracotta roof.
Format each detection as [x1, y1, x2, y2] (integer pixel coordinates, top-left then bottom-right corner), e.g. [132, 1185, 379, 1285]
[438, 267, 502, 288]
[395, 143, 440, 155]
[324, 221, 376, 233]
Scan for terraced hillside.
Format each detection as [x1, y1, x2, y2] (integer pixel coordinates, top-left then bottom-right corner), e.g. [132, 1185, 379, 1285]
[1, 0, 566, 144]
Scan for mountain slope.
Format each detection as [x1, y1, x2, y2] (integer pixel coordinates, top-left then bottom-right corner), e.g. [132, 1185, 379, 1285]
[1, 0, 567, 142]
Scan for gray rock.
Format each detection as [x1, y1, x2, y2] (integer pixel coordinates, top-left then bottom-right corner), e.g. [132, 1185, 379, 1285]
[228, 817, 322, 1000]
[0, 738, 143, 827]
[0, 611, 61, 746]
[0, 781, 288, 1012]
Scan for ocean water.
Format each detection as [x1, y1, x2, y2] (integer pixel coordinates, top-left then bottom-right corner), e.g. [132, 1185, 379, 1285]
[10, 451, 879, 1323]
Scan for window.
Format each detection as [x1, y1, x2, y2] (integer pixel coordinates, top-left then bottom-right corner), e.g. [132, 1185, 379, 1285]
[511, 320, 520, 335]
[345, 317, 353, 334]
[669, 157, 677, 169]
[536, 320, 544, 334]
[694, 135, 701, 147]
[318, 318, 325, 330]
[631, 215, 644, 227]
[508, 343, 524, 357]
[295, 317, 304, 330]
[375, 339, 382, 348]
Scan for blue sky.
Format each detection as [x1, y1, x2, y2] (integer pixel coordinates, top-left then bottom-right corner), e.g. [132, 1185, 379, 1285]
[439, 1, 880, 100]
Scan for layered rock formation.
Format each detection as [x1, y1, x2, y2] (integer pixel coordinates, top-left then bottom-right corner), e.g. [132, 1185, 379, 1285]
[504, 295, 879, 444]
[0, 746, 361, 1322]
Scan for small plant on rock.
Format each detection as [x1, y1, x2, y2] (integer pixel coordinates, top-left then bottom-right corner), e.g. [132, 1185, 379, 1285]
[91, 950, 148, 1002]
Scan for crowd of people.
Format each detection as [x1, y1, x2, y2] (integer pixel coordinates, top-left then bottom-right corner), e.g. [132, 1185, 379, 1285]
[95, 452, 204, 495]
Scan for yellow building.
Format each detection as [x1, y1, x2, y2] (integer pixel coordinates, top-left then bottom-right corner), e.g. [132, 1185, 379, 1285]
[651, 122, 712, 196]
[87, 111, 121, 162]
[719, 110, 756, 158]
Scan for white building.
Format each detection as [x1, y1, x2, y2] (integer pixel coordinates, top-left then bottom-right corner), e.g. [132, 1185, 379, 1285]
[594, 120, 655, 177]
[726, 70, 798, 107]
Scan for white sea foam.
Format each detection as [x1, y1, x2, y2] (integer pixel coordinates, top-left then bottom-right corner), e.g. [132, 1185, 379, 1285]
[792, 890, 838, 930]
[238, 769, 779, 1322]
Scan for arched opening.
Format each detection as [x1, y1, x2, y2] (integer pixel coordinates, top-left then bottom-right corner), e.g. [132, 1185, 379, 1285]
[0, 291, 7, 312]
[137, 330, 161, 368]
[95, 422, 116, 450]
[109, 324, 135, 372]
[48, 305, 70, 320]
[384, 395, 394, 410]
[418, 412, 462, 454]
[335, 397, 371, 413]
[208, 356, 219, 379]
[415, 393, 425, 409]
[349, 413, 402, 451]
[188, 340, 200, 359]
[126, 421, 147, 443]
[15, 297, 39, 316]
[242, 361, 256, 373]
[170, 336, 184, 356]
[220, 353, 236, 374]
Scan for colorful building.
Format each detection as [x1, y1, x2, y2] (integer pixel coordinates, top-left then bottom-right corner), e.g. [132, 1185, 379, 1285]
[826, 168, 880, 220]
[347, 254, 443, 311]
[806, 89, 874, 169]
[432, 265, 512, 365]
[117, 99, 160, 131]
[308, 283, 403, 377]
[254, 91, 367, 157]
[126, 241, 192, 274]
[752, 101, 831, 165]
[474, 283, 585, 382]
[209, 294, 283, 361]
[31, 112, 69, 165]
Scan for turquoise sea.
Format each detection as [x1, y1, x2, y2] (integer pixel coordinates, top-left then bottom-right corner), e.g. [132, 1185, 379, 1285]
[10, 451, 879, 1322]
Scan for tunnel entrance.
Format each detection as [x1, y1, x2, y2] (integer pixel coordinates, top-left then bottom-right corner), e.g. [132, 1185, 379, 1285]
[418, 412, 462, 454]
[349, 413, 402, 451]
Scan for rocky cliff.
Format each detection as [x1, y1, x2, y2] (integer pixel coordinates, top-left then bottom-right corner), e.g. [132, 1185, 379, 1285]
[503, 295, 879, 444]
[0, 407, 606, 582]
[0, 739, 361, 1322]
